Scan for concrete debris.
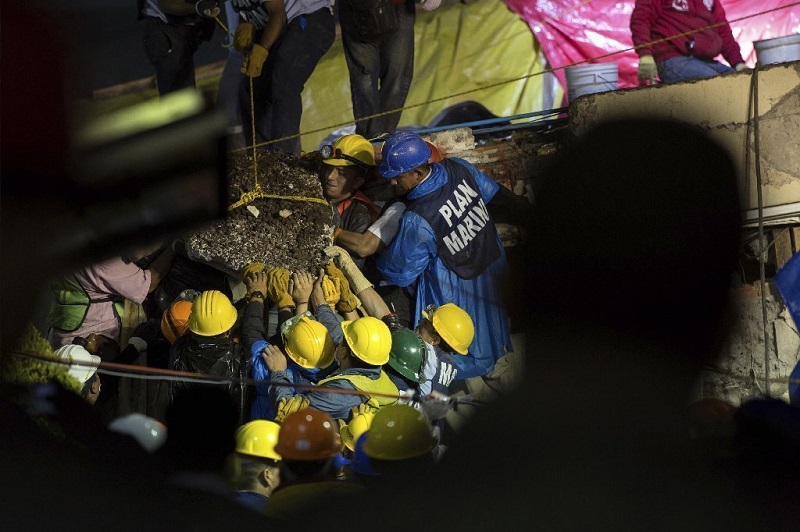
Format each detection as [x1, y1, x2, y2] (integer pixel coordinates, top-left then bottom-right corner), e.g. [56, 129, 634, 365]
[186, 149, 334, 276]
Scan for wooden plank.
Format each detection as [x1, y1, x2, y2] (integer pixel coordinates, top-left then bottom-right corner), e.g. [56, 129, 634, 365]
[92, 60, 227, 100]
[773, 228, 794, 270]
[792, 227, 800, 254]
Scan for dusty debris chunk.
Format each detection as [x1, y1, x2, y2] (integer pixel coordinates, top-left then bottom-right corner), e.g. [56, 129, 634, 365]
[187, 149, 334, 275]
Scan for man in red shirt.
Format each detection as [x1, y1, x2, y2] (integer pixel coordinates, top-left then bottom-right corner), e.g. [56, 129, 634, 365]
[630, 0, 746, 85]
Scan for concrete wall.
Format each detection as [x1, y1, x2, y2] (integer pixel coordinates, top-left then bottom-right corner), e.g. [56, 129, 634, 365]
[569, 62, 800, 216]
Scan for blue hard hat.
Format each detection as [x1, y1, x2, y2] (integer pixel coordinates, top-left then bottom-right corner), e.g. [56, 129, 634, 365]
[378, 131, 432, 179]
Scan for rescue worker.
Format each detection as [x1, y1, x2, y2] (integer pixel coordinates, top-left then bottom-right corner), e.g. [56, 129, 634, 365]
[375, 131, 512, 381]
[47, 244, 176, 349]
[161, 299, 193, 345]
[168, 290, 247, 420]
[630, 0, 746, 85]
[321, 134, 380, 267]
[265, 408, 362, 522]
[242, 268, 338, 420]
[384, 328, 426, 399]
[416, 303, 471, 396]
[231, 420, 282, 512]
[263, 316, 398, 421]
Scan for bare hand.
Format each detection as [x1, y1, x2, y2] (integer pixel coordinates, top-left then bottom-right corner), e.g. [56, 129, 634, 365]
[311, 268, 327, 307]
[290, 270, 314, 303]
[262, 344, 288, 372]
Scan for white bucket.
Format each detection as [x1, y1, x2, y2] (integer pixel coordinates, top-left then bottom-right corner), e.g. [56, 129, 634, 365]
[565, 63, 618, 102]
[754, 34, 800, 66]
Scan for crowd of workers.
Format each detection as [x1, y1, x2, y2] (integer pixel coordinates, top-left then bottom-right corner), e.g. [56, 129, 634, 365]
[4, 0, 790, 527]
[14, 126, 527, 520]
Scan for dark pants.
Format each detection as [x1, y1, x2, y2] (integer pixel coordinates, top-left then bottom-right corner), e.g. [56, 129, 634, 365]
[339, 1, 415, 138]
[240, 8, 336, 154]
[143, 17, 200, 95]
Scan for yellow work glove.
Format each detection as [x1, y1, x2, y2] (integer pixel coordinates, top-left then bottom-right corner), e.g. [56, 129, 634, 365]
[274, 395, 310, 423]
[325, 263, 360, 313]
[324, 245, 373, 295]
[637, 54, 658, 85]
[242, 44, 268, 78]
[241, 261, 265, 282]
[266, 267, 294, 308]
[349, 402, 378, 420]
[233, 22, 255, 52]
[321, 275, 341, 307]
[337, 418, 348, 452]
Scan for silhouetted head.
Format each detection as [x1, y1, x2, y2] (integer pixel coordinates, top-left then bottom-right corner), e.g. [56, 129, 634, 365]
[524, 119, 741, 372]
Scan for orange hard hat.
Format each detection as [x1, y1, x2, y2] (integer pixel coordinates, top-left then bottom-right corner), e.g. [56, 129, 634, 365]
[161, 300, 193, 344]
[274, 408, 341, 461]
[426, 141, 443, 163]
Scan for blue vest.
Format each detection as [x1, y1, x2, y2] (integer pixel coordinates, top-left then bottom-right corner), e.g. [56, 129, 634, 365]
[407, 159, 501, 279]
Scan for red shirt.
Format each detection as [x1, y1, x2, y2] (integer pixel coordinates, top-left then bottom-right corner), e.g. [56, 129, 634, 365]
[630, 0, 744, 66]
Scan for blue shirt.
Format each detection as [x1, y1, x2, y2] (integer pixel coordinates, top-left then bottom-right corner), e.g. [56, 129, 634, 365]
[376, 159, 512, 379]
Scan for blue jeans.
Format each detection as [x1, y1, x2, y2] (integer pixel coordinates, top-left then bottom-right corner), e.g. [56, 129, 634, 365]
[339, 1, 415, 138]
[657, 56, 734, 84]
[239, 8, 335, 154]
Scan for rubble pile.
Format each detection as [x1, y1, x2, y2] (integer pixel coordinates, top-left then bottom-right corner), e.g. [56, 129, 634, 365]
[187, 150, 334, 275]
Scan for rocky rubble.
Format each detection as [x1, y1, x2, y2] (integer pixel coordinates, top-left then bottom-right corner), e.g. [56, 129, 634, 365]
[186, 149, 334, 275]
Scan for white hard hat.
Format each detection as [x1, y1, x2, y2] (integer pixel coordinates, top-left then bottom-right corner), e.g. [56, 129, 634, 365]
[109, 413, 168, 453]
[54, 344, 101, 384]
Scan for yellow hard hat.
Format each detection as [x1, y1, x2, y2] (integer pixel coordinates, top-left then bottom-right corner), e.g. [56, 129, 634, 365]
[283, 316, 335, 369]
[322, 134, 376, 167]
[188, 290, 238, 336]
[423, 303, 474, 355]
[235, 420, 282, 461]
[363, 404, 436, 460]
[340, 411, 375, 452]
[341, 316, 391, 366]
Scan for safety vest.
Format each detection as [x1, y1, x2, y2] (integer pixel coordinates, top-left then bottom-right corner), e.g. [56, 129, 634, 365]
[48, 275, 125, 333]
[336, 191, 381, 222]
[406, 159, 501, 279]
[318, 370, 399, 410]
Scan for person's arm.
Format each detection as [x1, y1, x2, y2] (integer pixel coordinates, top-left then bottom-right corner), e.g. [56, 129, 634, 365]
[325, 246, 391, 319]
[336, 201, 406, 257]
[375, 213, 436, 288]
[260, 0, 287, 50]
[713, 2, 745, 68]
[290, 271, 314, 316]
[335, 229, 383, 258]
[314, 303, 344, 346]
[486, 184, 531, 226]
[241, 270, 269, 351]
[629, 0, 655, 55]
[146, 246, 176, 294]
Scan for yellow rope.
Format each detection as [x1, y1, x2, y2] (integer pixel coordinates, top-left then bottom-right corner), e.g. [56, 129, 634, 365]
[228, 188, 330, 212]
[249, 74, 258, 189]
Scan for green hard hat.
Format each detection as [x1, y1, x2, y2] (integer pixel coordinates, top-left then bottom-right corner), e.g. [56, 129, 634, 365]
[387, 328, 426, 383]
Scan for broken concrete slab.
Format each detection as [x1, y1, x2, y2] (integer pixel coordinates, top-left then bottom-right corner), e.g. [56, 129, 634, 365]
[186, 149, 334, 276]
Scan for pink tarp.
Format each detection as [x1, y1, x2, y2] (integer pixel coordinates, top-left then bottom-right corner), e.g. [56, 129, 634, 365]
[503, 0, 800, 98]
